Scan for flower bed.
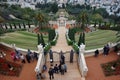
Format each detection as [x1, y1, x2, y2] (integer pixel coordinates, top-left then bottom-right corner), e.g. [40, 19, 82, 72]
[0, 58, 22, 77]
[101, 59, 120, 76]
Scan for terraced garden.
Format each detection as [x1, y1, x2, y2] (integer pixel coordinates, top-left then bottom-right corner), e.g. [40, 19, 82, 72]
[0, 31, 48, 50]
[75, 30, 117, 50]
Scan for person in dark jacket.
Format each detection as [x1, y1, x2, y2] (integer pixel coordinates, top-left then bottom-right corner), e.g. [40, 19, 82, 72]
[48, 68, 54, 80]
[94, 49, 99, 57]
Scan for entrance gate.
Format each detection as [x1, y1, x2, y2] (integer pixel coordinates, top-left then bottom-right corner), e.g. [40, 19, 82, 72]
[48, 50, 75, 63]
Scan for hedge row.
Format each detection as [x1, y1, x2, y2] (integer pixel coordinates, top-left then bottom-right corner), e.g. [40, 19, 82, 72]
[66, 32, 79, 54]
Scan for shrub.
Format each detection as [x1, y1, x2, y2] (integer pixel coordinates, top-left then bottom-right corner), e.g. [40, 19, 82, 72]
[66, 33, 73, 45]
[44, 43, 51, 55]
[50, 33, 58, 46]
[72, 42, 79, 54]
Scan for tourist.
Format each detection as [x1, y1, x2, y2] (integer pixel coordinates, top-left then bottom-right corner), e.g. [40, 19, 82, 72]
[10, 51, 16, 61]
[30, 52, 34, 61]
[26, 54, 31, 63]
[64, 63, 67, 72]
[61, 54, 65, 64]
[27, 49, 31, 56]
[103, 45, 107, 56]
[15, 49, 20, 59]
[106, 44, 110, 55]
[61, 64, 65, 75]
[20, 54, 26, 63]
[94, 49, 99, 57]
[70, 49, 74, 63]
[34, 52, 38, 60]
[48, 68, 54, 80]
[103, 44, 110, 56]
[49, 50, 53, 63]
[58, 63, 62, 73]
[43, 64, 47, 72]
[54, 64, 59, 73]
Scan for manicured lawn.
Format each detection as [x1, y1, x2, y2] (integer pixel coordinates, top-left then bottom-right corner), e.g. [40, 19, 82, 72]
[75, 30, 117, 50]
[0, 31, 48, 50]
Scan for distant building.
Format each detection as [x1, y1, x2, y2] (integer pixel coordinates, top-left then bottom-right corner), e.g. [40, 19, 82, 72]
[1, 0, 119, 16]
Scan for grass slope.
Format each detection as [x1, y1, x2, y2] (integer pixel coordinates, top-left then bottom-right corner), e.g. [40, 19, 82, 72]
[0, 31, 48, 50]
[75, 30, 117, 50]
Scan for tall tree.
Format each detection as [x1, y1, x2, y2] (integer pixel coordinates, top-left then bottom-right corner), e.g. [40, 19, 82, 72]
[37, 33, 41, 45]
[78, 33, 82, 46]
[40, 33, 45, 47]
[82, 32, 85, 44]
[36, 12, 45, 29]
[79, 11, 88, 29]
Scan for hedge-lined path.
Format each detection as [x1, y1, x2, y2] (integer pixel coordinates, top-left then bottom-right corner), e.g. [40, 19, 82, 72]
[45, 27, 83, 80]
[46, 27, 77, 62]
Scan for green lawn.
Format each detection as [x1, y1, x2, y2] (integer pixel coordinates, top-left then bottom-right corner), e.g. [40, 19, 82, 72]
[75, 30, 117, 50]
[0, 31, 48, 50]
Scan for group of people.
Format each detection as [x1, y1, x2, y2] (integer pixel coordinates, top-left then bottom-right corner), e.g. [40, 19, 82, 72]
[10, 49, 38, 63]
[48, 52, 67, 80]
[48, 63, 67, 80]
[94, 44, 110, 57]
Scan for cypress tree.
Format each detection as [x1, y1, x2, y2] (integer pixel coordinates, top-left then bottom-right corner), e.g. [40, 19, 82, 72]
[82, 32, 85, 44]
[37, 33, 41, 45]
[68, 28, 75, 42]
[78, 33, 82, 46]
[48, 29, 55, 41]
[40, 33, 45, 47]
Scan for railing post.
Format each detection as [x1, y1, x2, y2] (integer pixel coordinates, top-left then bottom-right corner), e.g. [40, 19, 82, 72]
[78, 43, 88, 77]
[35, 44, 45, 73]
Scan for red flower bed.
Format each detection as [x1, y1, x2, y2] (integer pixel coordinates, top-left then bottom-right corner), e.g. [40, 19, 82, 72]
[0, 58, 22, 77]
[101, 59, 120, 76]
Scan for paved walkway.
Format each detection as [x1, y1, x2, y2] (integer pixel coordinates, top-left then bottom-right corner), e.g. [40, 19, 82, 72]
[45, 27, 82, 80]
[47, 27, 77, 62]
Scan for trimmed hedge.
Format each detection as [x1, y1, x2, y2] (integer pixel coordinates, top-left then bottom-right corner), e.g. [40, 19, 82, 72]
[50, 31, 58, 46]
[66, 32, 79, 54]
[44, 43, 51, 55]
[72, 42, 79, 54]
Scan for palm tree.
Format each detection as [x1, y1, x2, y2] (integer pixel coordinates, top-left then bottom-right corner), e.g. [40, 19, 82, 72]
[79, 11, 88, 30]
[35, 13, 45, 29]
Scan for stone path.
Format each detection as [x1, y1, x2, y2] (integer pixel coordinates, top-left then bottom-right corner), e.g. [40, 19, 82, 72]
[45, 27, 82, 80]
[47, 27, 77, 62]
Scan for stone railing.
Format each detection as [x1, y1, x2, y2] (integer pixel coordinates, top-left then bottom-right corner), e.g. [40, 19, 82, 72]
[78, 44, 88, 77]
[35, 44, 45, 73]
[84, 42, 117, 57]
